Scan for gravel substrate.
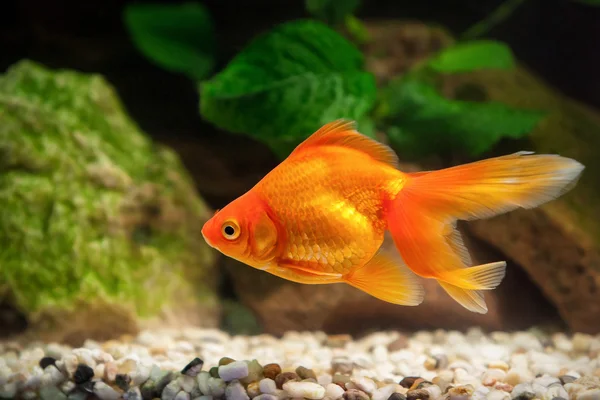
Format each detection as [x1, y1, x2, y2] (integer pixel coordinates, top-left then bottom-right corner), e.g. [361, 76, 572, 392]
[1, 327, 599, 400]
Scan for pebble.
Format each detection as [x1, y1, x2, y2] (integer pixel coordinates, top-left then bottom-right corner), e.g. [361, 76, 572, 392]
[93, 381, 121, 400]
[1, 328, 599, 400]
[260, 378, 278, 394]
[263, 364, 281, 380]
[182, 358, 204, 377]
[219, 361, 249, 382]
[487, 389, 511, 400]
[326, 383, 345, 399]
[225, 380, 249, 400]
[276, 372, 300, 389]
[343, 388, 370, 400]
[353, 377, 378, 394]
[371, 384, 398, 400]
[73, 364, 94, 384]
[283, 381, 326, 399]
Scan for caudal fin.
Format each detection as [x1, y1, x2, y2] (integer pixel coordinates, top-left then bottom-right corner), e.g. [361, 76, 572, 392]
[386, 151, 584, 312]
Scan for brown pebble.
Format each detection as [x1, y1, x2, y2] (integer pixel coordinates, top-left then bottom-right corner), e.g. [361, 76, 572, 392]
[263, 363, 282, 380]
[388, 394, 407, 400]
[296, 366, 317, 380]
[275, 372, 300, 389]
[344, 388, 370, 400]
[399, 377, 421, 389]
[218, 357, 235, 366]
[407, 389, 430, 400]
[388, 336, 409, 351]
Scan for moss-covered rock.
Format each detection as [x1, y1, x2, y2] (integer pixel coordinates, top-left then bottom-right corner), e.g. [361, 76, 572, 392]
[0, 60, 219, 345]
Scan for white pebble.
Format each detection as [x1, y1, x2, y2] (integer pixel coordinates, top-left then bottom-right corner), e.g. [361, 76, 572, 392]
[325, 383, 345, 400]
[353, 377, 377, 394]
[164, 379, 183, 400]
[371, 384, 398, 400]
[197, 372, 210, 395]
[208, 377, 226, 397]
[226, 380, 250, 400]
[93, 381, 121, 400]
[283, 381, 326, 400]
[487, 389, 511, 400]
[219, 361, 249, 382]
[194, 397, 213, 400]
[41, 365, 66, 387]
[175, 391, 191, 400]
[259, 378, 278, 395]
[318, 374, 333, 386]
[179, 375, 197, 393]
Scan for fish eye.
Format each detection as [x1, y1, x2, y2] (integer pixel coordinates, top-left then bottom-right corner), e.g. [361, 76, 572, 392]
[221, 220, 240, 240]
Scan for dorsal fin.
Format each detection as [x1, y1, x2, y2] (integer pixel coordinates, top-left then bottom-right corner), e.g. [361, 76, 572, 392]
[289, 119, 399, 168]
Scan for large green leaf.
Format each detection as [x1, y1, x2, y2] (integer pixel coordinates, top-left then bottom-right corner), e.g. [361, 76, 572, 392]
[305, 0, 361, 25]
[199, 19, 377, 155]
[123, 2, 215, 80]
[427, 40, 515, 73]
[382, 78, 546, 158]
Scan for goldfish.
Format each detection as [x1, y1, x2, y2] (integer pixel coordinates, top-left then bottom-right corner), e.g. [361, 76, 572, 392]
[201, 120, 585, 313]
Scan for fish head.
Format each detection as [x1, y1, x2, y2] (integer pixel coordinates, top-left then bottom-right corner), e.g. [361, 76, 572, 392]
[201, 192, 279, 267]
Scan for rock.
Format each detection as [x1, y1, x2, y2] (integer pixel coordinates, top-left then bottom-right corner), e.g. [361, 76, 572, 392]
[263, 365, 281, 380]
[0, 60, 219, 345]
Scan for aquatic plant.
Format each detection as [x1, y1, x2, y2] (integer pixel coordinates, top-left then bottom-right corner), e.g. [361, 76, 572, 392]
[123, 0, 552, 160]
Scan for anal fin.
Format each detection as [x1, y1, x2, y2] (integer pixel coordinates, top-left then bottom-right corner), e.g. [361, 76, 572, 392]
[438, 281, 487, 314]
[344, 246, 425, 306]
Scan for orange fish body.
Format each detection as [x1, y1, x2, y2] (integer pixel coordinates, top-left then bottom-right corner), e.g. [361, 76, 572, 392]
[202, 120, 584, 313]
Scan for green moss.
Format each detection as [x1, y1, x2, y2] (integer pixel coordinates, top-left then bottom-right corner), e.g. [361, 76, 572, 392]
[0, 60, 218, 340]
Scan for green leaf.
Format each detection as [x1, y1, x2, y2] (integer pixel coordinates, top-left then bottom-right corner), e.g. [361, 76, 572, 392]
[199, 19, 378, 155]
[382, 78, 546, 158]
[306, 0, 361, 25]
[123, 2, 216, 80]
[427, 40, 515, 73]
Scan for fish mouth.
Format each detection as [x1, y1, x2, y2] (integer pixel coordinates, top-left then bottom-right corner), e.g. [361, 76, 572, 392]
[201, 223, 216, 249]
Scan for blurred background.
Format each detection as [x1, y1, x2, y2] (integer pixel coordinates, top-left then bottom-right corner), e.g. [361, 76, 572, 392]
[1, 0, 599, 346]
